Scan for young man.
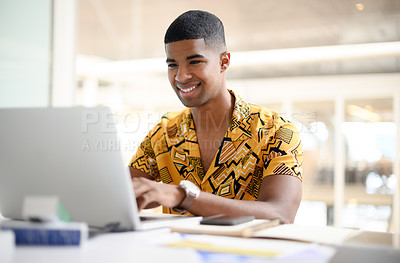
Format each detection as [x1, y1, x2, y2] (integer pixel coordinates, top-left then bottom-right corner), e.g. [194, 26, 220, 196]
[129, 10, 303, 223]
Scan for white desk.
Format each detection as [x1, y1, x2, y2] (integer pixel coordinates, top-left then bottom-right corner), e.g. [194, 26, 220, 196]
[3, 227, 400, 263]
[6, 229, 197, 263]
[3, 227, 337, 263]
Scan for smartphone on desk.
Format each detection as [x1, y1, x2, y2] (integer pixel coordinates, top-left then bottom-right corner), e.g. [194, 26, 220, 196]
[200, 215, 255, 226]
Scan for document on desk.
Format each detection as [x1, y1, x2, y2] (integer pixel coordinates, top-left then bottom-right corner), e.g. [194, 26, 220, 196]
[170, 218, 279, 237]
[252, 224, 357, 245]
[166, 233, 335, 260]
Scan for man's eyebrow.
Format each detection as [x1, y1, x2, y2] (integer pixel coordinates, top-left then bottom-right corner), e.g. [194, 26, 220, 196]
[187, 54, 205, 60]
[166, 54, 205, 63]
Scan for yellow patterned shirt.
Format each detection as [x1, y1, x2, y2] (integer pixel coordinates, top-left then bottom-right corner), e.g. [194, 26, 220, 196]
[129, 90, 303, 214]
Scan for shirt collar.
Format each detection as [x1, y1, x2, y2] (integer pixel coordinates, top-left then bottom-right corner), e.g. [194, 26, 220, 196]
[227, 89, 252, 141]
[172, 89, 252, 142]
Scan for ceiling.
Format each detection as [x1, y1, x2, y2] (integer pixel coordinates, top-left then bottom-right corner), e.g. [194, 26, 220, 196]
[77, 0, 400, 78]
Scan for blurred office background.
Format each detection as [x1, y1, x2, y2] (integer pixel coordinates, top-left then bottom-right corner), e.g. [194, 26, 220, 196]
[1, 0, 399, 233]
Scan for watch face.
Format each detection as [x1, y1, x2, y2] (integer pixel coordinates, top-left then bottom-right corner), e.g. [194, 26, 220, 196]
[185, 181, 196, 191]
[181, 180, 200, 197]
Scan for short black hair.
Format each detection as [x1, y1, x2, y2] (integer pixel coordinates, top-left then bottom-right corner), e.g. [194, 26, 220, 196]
[164, 10, 226, 51]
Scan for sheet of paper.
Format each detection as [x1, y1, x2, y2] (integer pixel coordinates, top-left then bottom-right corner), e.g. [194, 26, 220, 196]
[252, 224, 357, 245]
[166, 233, 316, 259]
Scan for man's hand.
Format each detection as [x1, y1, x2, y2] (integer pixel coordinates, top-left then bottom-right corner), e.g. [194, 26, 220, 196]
[132, 177, 185, 210]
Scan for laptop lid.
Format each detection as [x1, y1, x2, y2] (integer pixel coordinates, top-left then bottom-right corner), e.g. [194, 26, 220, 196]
[0, 107, 142, 230]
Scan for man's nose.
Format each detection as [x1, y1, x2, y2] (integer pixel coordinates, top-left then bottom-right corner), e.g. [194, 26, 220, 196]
[175, 65, 192, 82]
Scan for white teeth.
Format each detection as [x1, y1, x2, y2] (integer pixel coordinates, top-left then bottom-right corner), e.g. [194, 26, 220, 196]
[179, 86, 196, 93]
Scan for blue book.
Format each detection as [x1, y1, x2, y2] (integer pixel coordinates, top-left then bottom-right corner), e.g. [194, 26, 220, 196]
[0, 220, 88, 246]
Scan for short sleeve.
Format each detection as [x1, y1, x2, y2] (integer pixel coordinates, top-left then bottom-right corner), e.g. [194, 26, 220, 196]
[129, 134, 159, 180]
[262, 122, 303, 181]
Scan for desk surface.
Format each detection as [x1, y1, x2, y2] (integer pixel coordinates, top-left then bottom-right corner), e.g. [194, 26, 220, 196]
[2, 227, 335, 263]
[2, 226, 400, 263]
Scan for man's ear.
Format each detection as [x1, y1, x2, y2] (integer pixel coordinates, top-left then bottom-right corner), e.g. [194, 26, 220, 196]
[220, 51, 230, 72]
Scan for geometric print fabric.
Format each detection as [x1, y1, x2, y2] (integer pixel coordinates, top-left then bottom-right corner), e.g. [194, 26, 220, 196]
[130, 90, 303, 215]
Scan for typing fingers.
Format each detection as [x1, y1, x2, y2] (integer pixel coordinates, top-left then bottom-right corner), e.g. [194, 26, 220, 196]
[131, 177, 185, 210]
[136, 191, 159, 210]
[132, 177, 161, 210]
[132, 177, 154, 196]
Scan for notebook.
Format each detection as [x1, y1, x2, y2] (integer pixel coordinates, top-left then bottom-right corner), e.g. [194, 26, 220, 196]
[0, 107, 194, 231]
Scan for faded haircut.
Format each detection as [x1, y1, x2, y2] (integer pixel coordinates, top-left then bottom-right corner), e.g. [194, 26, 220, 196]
[164, 10, 226, 52]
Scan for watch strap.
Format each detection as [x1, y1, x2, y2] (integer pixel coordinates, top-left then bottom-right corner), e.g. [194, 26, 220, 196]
[179, 191, 195, 211]
[172, 180, 199, 213]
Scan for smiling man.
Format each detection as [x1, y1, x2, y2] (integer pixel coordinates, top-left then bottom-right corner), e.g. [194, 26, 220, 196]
[129, 10, 303, 223]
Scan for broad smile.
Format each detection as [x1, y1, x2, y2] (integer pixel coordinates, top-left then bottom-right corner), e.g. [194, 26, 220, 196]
[176, 83, 200, 97]
[178, 85, 197, 93]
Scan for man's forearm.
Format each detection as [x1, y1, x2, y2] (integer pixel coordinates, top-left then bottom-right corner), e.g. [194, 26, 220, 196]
[131, 170, 302, 223]
[188, 191, 293, 223]
[188, 175, 302, 224]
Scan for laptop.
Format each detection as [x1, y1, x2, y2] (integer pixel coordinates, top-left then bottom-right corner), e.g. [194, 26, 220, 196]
[0, 107, 194, 232]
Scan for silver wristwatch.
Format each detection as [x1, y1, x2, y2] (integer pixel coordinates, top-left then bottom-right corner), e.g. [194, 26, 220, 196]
[173, 180, 200, 213]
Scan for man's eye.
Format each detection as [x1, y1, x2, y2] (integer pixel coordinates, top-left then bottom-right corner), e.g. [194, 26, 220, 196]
[189, 60, 201, 64]
[167, 64, 177, 68]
